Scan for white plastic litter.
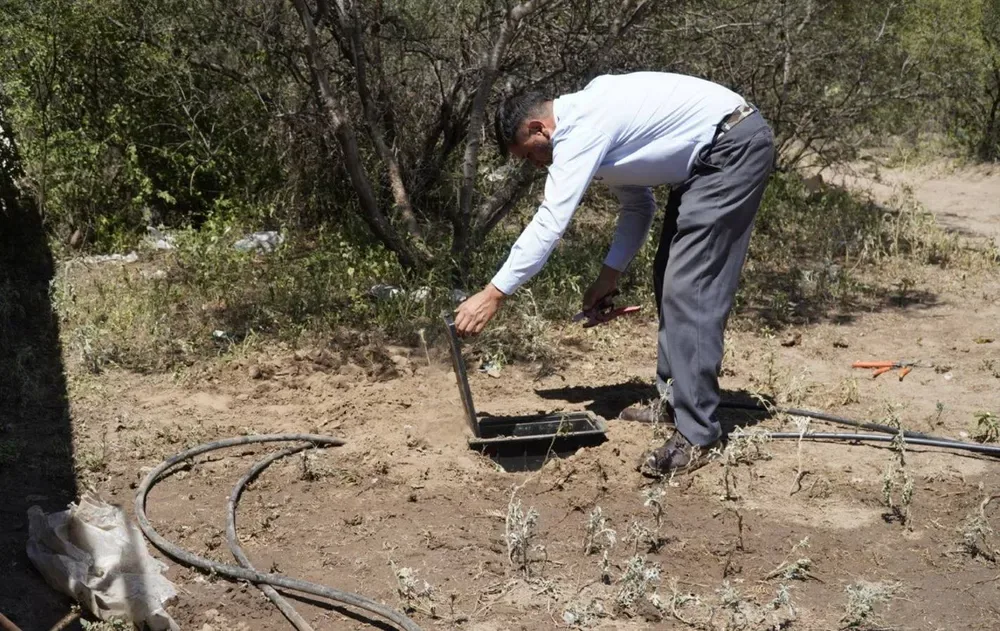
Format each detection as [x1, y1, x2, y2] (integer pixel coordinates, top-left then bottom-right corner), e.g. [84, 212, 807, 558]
[234, 230, 284, 253]
[368, 284, 434, 303]
[369, 283, 405, 300]
[26, 492, 179, 631]
[146, 226, 176, 250]
[83, 252, 139, 265]
[410, 287, 431, 302]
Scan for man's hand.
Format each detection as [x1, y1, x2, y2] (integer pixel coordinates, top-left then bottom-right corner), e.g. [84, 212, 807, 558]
[582, 265, 622, 312]
[454, 284, 507, 337]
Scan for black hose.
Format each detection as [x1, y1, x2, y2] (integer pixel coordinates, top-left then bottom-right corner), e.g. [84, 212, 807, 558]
[226, 444, 317, 631]
[764, 432, 1000, 455]
[720, 400, 962, 443]
[134, 434, 422, 631]
[714, 401, 1000, 456]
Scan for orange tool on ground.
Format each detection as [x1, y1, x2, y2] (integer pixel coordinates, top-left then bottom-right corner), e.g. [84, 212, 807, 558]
[852, 360, 917, 380]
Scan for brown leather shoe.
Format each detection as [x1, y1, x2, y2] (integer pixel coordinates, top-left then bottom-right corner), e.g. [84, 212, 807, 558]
[619, 400, 676, 426]
[637, 431, 720, 477]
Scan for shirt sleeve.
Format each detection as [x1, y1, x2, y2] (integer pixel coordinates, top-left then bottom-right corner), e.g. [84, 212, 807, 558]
[490, 126, 613, 295]
[603, 185, 656, 271]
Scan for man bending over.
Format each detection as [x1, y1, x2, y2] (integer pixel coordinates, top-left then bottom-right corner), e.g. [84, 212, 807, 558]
[453, 72, 775, 476]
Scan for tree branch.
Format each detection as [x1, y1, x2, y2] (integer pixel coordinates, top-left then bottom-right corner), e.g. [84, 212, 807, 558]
[455, 0, 548, 256]
[290, 0, 425, 270]
[473, 161, 538, 242]
[332, 0, 424, 242]
[583, 0, 655, 79]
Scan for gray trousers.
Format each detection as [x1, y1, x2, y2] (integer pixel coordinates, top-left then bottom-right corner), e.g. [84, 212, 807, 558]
[653, 111, 775, 446]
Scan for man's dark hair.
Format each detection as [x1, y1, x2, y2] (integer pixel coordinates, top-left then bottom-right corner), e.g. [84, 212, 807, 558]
[493, 91, 549, 159]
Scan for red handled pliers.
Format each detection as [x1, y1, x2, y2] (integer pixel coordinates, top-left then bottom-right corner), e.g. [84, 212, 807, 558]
[572, 290, 641, 328]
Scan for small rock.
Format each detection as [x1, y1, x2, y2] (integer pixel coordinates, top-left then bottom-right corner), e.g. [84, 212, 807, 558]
[833, 338, 849, 348]
[781, 331, 802, 347]
[200, 625, 214, 631]
[248, 365, 263, 380]
[236, 393, 249, 402]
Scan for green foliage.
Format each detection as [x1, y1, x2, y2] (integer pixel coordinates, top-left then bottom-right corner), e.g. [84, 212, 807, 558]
[0, 0, 285, 251]
[973, 411, 1000, 443]
[55, 171, 996, 372]
[901, 0, 1000, 160]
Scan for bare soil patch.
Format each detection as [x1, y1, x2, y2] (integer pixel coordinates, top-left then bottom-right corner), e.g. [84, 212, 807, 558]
[11, 165, 1000, 630]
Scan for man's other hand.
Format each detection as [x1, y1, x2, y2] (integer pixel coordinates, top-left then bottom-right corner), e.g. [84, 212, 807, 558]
[582, 265, 622, 312]
[454, 284, 507, 337]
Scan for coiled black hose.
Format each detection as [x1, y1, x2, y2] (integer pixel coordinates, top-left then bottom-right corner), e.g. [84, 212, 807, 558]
[226, 444, 318, 631]
[134, 434, 422, 631]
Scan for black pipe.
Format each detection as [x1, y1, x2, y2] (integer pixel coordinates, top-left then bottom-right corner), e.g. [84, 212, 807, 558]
[764, 432, 1000, 456]
[133, 434, 423, 631]
[720, 400, 963, 443]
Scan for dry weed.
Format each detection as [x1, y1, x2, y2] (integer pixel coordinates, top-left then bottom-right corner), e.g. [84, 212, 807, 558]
[614, 555, 662, 615]
[583, 506, 617, 555]
[972, 412, 1000, 444]
[959, 494, 999, 562]
[561, 598, 608, 627]
[716, 427, 772, 501]
[841, 581, 900, 628]
[582, 506, 617, 583]
[504, 490, 543, 577]
[880, 405, 914, 527]
[390, 561, 437, 617]
[715, 579, 797, 630]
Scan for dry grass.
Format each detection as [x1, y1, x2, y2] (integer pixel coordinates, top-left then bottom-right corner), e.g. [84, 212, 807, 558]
[49, 170, 1000, 380]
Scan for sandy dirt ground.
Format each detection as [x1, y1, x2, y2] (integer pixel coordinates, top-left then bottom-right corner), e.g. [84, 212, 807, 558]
[6, 164, 1000, 631]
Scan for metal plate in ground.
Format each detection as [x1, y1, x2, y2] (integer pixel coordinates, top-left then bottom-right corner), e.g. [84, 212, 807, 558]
[442, 314, 608, 450]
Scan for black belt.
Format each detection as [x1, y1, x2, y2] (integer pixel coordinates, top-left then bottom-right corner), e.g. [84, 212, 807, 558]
[713, 104, 757, 141]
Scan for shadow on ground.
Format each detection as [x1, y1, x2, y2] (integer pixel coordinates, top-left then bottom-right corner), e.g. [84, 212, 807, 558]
[1, 109, 79, 627]
[534, 382, 774, 436]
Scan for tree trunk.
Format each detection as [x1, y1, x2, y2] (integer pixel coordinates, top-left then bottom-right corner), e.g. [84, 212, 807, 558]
[290, 0, 429, 271]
